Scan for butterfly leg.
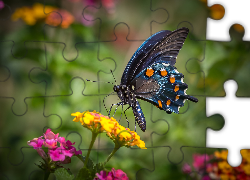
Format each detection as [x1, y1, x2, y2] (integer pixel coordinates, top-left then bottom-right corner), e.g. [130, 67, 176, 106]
[123, 106, 131, 128]
[109, 102, 121, 117]
[113, 103, 121, 117]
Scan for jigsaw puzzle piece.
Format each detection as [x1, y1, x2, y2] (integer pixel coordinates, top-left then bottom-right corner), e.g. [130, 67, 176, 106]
[148, 96, 224, 164]
[206, 80, 250, 167]
[30, 42, 115, 96]
[0, 2, 57, 59]
[83, 0, 208, 41]
[0, 97, 62, 179]
[82, 0, 169, 42]
[186, 25, 250, 97]
[0, 41, 47, 115]
[136, 147, 207, 179]
[207, 0, 250, 41]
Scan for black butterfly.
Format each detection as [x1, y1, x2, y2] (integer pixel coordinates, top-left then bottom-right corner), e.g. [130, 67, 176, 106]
[113, 27, 198, 132]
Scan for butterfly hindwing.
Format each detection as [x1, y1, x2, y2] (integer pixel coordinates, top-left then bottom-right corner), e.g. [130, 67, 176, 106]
[132, 62, 198, 114]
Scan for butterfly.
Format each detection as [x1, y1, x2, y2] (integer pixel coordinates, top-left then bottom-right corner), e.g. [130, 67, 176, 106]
[113, 27, 198, 132]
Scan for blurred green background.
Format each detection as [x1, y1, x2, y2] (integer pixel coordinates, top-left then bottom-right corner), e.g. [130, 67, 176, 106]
[0, 0, 249, 179]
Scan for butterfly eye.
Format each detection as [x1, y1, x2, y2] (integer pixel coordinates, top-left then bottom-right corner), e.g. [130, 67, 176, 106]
[113, 85, 119, 92]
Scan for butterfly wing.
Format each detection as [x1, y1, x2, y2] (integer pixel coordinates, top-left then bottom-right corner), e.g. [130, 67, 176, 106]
[121, 27, 189, 86]
[132, 62, 198, 114]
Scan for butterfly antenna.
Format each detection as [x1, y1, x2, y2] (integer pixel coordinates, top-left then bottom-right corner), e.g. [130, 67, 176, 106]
[86, 79, 114, 85]
[110, 69, 117, 84]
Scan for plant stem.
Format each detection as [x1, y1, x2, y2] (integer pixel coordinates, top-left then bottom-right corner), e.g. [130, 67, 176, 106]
[44, 170, 50, 180]
[84, 132, 98, 168]
[104, 144, 120, 166]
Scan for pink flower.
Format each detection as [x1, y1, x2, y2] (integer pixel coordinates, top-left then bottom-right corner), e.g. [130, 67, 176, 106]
[111, 168, 129, 180]
[65, 140, 82, 155]
[193, 154, 210, 171]
[28, 129, 82, 163]
[0, 0, 4, 10]
[44, 129, 59, 140]
[49, 148, 66, 162]
[28, 138, 44, 149]
[84, 0, 116, 14]
[44, 139, 57, 148]
[182, 163, 192, 174]
[202, 175, 211, 180]
[95, 168, 129, 180]
[48, 146, 74, 162]
[28, 138, 47, 159]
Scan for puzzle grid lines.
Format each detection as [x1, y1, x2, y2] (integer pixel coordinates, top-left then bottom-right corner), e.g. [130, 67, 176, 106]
[0, 0, 250, 179]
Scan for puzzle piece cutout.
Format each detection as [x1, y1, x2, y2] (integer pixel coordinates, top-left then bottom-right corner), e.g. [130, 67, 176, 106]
[136, 146, 207, 179]
[0, 41, 47, 115]
[207, 0, 250, 41]
[206, 80, 250, 167]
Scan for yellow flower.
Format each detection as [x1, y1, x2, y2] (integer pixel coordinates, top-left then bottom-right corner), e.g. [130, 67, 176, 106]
[71, 111, 146, 149]
[243, 163, 250, 175]
[218, 160, 232, 173]
[107, 124, 147, 149]
[241, 149, 250, 163]
[72, 111, 115, 133]
[214, 150, 228, 160]
[32, 3, 48, 19]
[11, 3, 73, 28]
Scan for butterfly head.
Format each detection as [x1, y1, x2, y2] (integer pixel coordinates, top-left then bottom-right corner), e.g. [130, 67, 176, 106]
[113, 85, 120, 92]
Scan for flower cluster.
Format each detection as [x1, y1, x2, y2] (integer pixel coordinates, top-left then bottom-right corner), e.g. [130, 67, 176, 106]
[106, 123, 146, 149]
[182, 150, 250, 180]
[94, 168, 129, 180]
[71, 111, 146, 149]
[28, 129, 82, 163]
[11, 3, 74, 28]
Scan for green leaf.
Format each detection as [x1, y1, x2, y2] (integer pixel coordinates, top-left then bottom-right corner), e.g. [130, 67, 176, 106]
[54, 168, 74, 180]
[75, 167, 93, 180]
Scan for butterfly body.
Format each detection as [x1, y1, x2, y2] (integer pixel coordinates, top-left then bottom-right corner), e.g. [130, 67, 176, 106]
[114, 27, 198, 132]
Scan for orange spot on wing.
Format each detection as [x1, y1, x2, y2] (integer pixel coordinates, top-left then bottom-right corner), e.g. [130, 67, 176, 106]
[166, 99, 171, 106]
[174, 85, 179, 92]
[175, 95, 180, 101]
[146, 68, 154, 77]
[158, 100, 162, 108]
[160, 69, 167, 76]
[170, 76, 175, 83]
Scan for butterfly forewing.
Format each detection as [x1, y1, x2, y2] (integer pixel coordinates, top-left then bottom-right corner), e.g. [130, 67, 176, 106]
[121, 27, 189, 86]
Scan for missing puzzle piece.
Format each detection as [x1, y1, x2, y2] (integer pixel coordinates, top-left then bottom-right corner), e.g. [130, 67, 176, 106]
[207, 0, 250, 41]
[206, 79, 250, 167]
